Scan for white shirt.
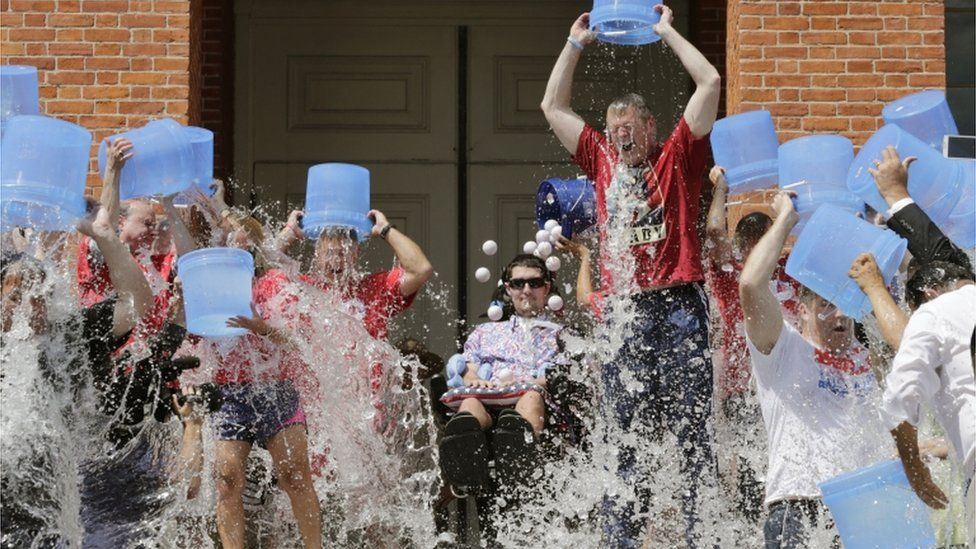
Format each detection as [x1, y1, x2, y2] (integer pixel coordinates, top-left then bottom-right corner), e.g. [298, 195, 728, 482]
[747, 322, 891, 505]
[882, 284, 976, 477]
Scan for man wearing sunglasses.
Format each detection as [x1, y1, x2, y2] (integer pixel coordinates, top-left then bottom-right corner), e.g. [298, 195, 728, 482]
[541, 4, 721, 547]
[439, 255, 564, 492]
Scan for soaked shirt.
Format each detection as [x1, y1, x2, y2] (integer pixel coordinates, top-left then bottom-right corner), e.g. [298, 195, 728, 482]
[746, 322, 890, 505]
[300, 268, 415, 340]
[573, 117, 710, 293]
[463, 315, 563, 383]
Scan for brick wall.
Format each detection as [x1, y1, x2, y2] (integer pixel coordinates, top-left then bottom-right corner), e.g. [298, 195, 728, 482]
[726, 1, 946, 146]
[691, 0, 728, 118]
[197, 0, 233, 182]
[0, 0, 192, 195]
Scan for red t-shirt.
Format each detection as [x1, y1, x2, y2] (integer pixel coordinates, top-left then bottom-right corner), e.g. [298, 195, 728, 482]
[212, 269, 307, 385]
[706, 255, 799, 398]
[298, 267, 415, 340]
[574, 117, 710, 295]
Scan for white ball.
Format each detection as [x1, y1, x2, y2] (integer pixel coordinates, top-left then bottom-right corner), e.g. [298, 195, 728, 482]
[523, 240, 538, 254]
[547, 294, 564, 311]
[536, 241, 553, 258]
[544, 219, 558, 231]
[546, 255, 561, 271]
[482, 240, 498, 256]
[475, 267, 491, 283]
[535, 229, 551, 243]
[550, 225, 563, 239]
[487, 304, 503, 321]
[496, 367, 514, 383]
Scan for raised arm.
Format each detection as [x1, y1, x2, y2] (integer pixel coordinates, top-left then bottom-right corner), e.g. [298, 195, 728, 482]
[849, 252, 908, 349]
[368, 209, 433, 297]
[705, 166, 733, 266]
[556, 236, 594, 306]
[739, 192, 796, 354]
[540, 13, 594, 155]
[99, 138, 133, 228]
[160, 195, 198, 256]
[653, 5, 721, 137]
[274, 209, 305, 255]
[77, 205, 153, 337]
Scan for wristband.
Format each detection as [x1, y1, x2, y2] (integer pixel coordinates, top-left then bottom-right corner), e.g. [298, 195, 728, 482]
[380, 223, 396, 240]
[567, 36, 585, 51]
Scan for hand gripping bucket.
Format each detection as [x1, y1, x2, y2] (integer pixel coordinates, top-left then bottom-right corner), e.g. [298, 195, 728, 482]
[588, 0, 664, 46]
[98, 118, 195, 200]
[302, 163, 373, 241]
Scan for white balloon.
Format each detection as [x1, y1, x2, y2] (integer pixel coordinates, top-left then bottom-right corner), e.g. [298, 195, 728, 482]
[482, 240, 498, 256]
[487, 304, 503, 321]
[496, 367, 514, 383]
[544, 219, 558, 231]
[545, 256, 561, 271]
[523, 240, 538, 254]
[536, 241, 553, 258]
[475, 267, 491, 282]
[550, 225, 563, 239]
[547, 294, 564, 311]
[535, 229, 551, 243]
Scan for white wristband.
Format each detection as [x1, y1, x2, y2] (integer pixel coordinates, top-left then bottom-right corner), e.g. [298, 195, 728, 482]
[567, 36, 585, 51]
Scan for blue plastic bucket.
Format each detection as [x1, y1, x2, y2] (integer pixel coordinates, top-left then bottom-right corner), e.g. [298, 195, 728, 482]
[786, 204, 907, 319]
[536, 177, 597, 239]
[0, 115, 91, 231]
[882, 90, 958, 151]
[589, 0, 663, 46]
[711, 110, 779, 194]
[98, 118, 194, 200]
[820, 459, 935, 549]
[791, 189, 864, 236]
[177, 247, 254, 338]
[302, 163, 373, 241]
[0, 65, 39, 138]
[848, 124, 967, 227]
[779, 135, 860, 234]
[172, 126, 215, 206]
[942, 160, 976, 248]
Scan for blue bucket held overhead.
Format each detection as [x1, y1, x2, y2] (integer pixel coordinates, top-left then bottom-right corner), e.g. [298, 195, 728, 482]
[536, 177, 597, 239]
[819, 459, 935, 549]
[786, 204, 907, 319]
[177, 247, 254, 338]
[302, 163, 373, 241]
[779, 135, 861, 234]
[882, 89, 958, 151]
[1, 115, 91, 231]
[98, 118, 195, 200]
[711, 110, 779, 195]
[173, 126, 215, 207]
[589, 0, 663, 46]
[1, 65, 40, 139]
[942, 159, 976, 248]
[848, 124, 967, 227]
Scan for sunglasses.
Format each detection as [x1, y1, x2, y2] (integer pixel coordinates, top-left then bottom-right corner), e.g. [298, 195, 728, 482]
[507, 277, 547, 289]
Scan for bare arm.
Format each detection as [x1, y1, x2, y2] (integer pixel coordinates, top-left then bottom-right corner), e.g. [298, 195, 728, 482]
[654, 5, 721, 137]
[739, 192, 796, 354]
[892, 422, 948, 509]
[540, 13, 594, 155]
[369, 210, 433, 298]
[273, 210, 305, 255]
[849, 253, 908, 349]
[556, 236, 594, 306]
[705, 166, 733, 266]
[160, 195, 198, 256]
[170, 388, 204, 500]
[99, 138, 133, 228]
[77, 205, 153, 337]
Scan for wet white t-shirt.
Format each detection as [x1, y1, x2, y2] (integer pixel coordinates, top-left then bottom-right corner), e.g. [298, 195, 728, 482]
[747, 322, 891, 505]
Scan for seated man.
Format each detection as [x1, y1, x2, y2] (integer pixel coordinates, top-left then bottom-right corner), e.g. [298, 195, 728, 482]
[438, 254, 564, 491]
[739, 192, 891, 548]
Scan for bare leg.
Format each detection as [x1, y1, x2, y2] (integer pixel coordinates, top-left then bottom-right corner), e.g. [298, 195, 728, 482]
[215, 440, 253, 549]
[514, 391, 545, 434]
[458, 397, 492, 430]
[266, 424, 322, 549]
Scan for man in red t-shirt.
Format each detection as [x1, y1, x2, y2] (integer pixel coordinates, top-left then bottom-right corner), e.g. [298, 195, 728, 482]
[541, 5, 721, 547]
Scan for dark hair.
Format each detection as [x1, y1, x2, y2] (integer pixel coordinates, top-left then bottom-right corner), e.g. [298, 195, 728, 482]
[607, 93, 654, 120]
[317, 227, 358, 242]
[733, 212, 772, 250]
[502, 254, 551, 285]
[906, 260, 974, 310]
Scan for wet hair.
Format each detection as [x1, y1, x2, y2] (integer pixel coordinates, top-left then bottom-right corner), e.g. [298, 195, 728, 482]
[797, 284, 818, 304]
[502, 254, 552, 286]
[318, 227, 359, 242]
[733, 212, 772, 251]
[607, 93, 654, 121]
[906, 260, 974, 310]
